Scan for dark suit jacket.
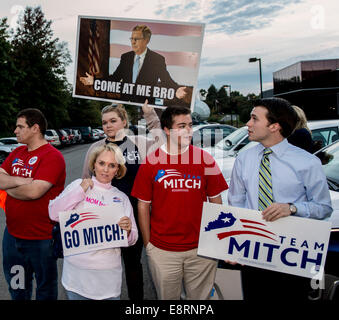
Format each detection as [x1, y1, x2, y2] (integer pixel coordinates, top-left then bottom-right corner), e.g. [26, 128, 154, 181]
[108, 49, 179, 104]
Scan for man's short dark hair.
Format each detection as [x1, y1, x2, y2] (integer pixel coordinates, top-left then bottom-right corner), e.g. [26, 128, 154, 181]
[253, 98, 298, 138]
[160, 106, 191, 130]
[17, 108, 48, 136]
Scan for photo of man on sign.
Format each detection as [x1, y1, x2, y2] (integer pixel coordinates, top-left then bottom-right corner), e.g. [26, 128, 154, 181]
[74, 17, 204, 109]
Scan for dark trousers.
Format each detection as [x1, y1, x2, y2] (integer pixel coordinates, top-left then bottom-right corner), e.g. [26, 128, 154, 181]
[121, 233, 144, 300]
[2, 227, 58, 300]
[241, 265, 311, 300]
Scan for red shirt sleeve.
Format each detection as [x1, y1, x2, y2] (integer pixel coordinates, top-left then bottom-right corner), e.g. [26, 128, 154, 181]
[33, 147, 65, 185]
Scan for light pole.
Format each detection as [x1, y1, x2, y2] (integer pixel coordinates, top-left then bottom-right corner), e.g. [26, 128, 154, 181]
[223, 84, 231, 97]
[249, 57, 263, 98]
[223, 84, 234, 126]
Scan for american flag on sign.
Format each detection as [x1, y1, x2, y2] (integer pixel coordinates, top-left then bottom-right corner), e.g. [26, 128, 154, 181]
[88, 20, 100, 76]
[108, 20, 204, 86]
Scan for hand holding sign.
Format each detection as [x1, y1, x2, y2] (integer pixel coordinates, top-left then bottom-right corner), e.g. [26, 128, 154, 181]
[118, 216, 132, 236]
[80, 178, 94, 192]
[175, 86, 187, 99]
[262, 203, 291, 222]
[80, 72, 94, 86]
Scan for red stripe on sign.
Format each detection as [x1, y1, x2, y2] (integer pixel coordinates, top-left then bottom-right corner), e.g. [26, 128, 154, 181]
[110, 44, 198, 68]
[242, 225, 276, 236]
[70, 217, 99, 228]
[240, 219, 266, 226]
[217, 231, 277, 242]
[110, 20, 202, 37]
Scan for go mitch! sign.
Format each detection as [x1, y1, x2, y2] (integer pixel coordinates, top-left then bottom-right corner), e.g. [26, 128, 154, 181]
[198, 203, 332, 279]
[58, 206, 128, 257]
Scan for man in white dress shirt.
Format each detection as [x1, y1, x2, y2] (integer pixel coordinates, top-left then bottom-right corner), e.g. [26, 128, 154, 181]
[228, 97, 332, 300]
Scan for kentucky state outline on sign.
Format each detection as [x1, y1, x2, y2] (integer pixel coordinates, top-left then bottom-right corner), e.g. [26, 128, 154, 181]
[198, 202, 331, 279]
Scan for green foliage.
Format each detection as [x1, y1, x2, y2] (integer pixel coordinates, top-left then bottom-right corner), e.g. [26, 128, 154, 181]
[10, 6, 72, 129]
[67, 93, 104, 128]
[0, 18, 21, 135]
[201, 84, 258, 125]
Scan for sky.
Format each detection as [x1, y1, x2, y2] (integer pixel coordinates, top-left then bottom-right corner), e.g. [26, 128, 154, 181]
[1, 0, 339, 96]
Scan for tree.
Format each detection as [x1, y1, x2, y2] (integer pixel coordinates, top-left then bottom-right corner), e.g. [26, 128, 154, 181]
[205, 84, 218, 111]
[0, 18, 21, 136]
[217, 86, 230, 113]
[11, 6, 72, 128]
[67, 93, 103, 128]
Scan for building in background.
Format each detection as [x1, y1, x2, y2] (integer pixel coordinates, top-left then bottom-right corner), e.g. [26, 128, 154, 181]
[273, 59, 339, 120]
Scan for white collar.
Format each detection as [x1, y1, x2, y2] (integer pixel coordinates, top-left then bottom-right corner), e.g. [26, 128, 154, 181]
[160, 143, 190, 156]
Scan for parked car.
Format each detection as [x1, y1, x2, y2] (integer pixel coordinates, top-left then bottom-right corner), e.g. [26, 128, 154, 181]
[128, 124, 149, 136]
[55, 129, 70, 147]
[91, 129, 100, 141]
[0, 142, 19, 164]
[73, 129, 82, 143]
[192, 124, 237, 148]
[209, 120, 339, 205]
[45, 129, 61, 147]
[62, 128, 76, 144]
[207, 120, 339, 161]
[314, 140, 339, 297]
[72, 126, 93, 143]
[92, 128, 105, 139]
[315, 141, 339, 228]
[0, 137, 24, 147]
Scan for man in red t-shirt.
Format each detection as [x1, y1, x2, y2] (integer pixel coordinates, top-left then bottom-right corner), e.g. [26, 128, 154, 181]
[0, 108, 65, 300]
[132, 106, 228, 300]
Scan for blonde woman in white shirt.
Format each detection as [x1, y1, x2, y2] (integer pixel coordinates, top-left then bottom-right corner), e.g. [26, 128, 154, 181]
[49, 144, 137, 300]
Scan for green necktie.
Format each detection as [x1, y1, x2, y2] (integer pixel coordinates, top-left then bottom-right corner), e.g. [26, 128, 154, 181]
[258, 148, 273, 211]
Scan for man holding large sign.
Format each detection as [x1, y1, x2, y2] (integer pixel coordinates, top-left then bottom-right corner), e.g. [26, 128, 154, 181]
[227, 98, 332, 300]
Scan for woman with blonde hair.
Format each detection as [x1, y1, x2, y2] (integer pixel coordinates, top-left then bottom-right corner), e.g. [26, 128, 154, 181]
[49, 143, 137, 300]
[81, 100, 164, 300]
[287, 105, 314, 153]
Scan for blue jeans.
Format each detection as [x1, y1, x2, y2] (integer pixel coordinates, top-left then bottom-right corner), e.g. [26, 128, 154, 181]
[66, 290, 120, 300]
[2, 227, 58, 300]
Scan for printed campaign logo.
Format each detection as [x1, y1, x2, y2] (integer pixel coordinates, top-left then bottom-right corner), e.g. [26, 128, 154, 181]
[65, 212, 99, 228]
[154, 169, 182, 182]
[205, 211, 277, 242]
[12, 158, 24, 167]
[154, 169, 202, 190]
[113, 196, 122, 203]
[28, 156, 38, 165]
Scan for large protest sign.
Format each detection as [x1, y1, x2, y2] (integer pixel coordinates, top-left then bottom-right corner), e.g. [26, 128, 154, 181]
[58, 206, 128, 257]
[73, 16, 205, 110]
[198, 202, 332, 279]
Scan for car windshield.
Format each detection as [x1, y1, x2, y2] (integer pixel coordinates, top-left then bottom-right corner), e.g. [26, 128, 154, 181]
[317, 142, 339, 191]
[215, 126, 248, 151]
[238, 141, 259, 154]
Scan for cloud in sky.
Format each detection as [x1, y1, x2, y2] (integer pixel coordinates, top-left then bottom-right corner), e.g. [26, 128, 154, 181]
[1, 0, 339, 95]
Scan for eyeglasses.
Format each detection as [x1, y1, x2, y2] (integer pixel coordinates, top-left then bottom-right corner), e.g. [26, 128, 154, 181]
[129, 37, 144, 42]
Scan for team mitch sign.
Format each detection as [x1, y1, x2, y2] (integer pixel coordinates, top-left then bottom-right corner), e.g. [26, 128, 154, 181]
[198, 203, 332, 279]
